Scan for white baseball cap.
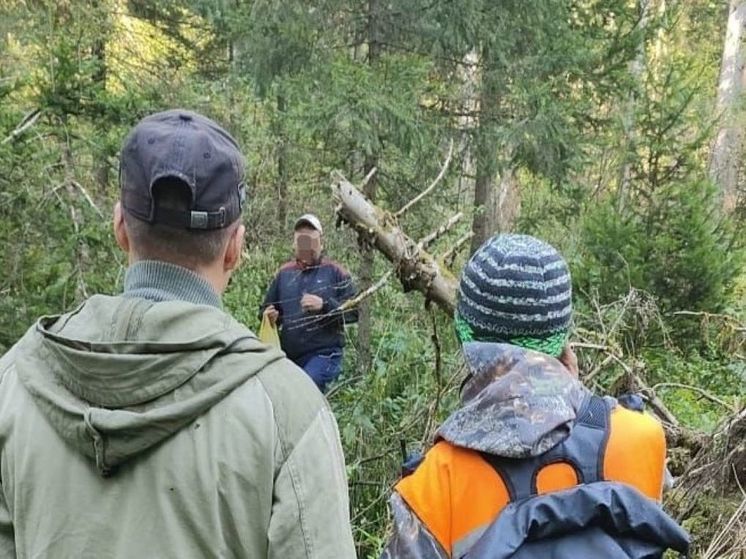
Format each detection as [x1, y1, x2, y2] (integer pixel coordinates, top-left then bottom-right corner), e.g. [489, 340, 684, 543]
[294, 213, 323, 234]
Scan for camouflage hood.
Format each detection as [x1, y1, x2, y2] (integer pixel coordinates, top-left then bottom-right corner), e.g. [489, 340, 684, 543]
[437, 342, 589, 458]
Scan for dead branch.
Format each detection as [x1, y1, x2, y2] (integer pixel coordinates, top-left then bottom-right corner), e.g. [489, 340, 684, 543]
[71, 181, 104, 218]
[719, 406, 746, 436]
[337, 270, 393, 312]
[673, 310, 746, 332]
[361, 166, 378, 190]
[582, 353, 616, 384]
[440, 231, 474, 266]
[417, 212, 463, 250]
[331, 170, 458, 313]
[587, 349, 705, 450]
[420, 308, 444, 445]
[678, 407, 746, 485]
[2, 109, 42, 145]
[394, 139, 454, 218]
[572, 342, 619, 352]
[651, 382, 736, 414]
[702, 495, 746, 559]
[610, 353, 681, 428]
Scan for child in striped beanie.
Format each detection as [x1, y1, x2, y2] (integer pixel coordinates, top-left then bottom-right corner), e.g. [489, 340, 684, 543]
[455, 234, 573, 359]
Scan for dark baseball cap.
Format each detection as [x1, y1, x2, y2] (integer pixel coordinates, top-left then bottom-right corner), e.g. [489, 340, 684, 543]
[119, 109, 246, 230]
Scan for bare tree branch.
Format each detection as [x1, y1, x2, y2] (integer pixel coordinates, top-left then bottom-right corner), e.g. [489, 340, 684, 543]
[2, 109, 42, 145]
[360, 166, 378, 190]
[609, 353, 681, 428]
[440, 231, 474, 266]
[71, 181, 104, 218]
[337, 269, 393, 312]
[394, 139, 454, 218]
[651, 382, 736, 414]
[673, 310, 746, 332]
[417, 212, 463, 250]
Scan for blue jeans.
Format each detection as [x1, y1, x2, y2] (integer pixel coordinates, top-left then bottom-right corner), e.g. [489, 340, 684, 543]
[294, 349, 343, 393]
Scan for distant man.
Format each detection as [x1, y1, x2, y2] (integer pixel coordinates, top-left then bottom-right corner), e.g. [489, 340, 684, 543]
[0, 110, 355, 558]
[261, 214, 357, 392]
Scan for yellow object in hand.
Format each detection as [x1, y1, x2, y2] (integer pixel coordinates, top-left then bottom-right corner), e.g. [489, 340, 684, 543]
[258, 315, 280, 347]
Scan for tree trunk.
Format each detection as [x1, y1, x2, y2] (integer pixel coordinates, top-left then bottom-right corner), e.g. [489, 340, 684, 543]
[457, 50, 479, 216]
[92, 1, 109, 194]
[617, 0, 650, 212]
[356, 0, 382, 375]
[494, 167, 520, 232]
[710, 0, 746, 213]
[276, 93, 288, 230]
[470, 52, 500, 254]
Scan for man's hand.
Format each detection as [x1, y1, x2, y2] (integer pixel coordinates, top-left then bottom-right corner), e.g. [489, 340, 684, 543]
[301, 293, 324, 313]
[263, 305, 280, 326]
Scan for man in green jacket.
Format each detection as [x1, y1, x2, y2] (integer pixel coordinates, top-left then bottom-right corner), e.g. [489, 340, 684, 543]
[0, 110, 356, 558]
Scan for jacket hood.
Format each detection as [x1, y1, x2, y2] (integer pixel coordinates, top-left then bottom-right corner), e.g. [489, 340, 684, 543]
[14, 294, 283, 476]
[437, 342, 588, 458]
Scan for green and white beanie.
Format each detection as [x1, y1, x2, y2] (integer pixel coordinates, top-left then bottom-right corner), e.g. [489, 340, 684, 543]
[455, 234, 572, 357]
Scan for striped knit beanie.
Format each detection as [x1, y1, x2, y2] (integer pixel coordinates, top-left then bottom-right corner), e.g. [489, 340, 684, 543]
[455, 234, 572, 357]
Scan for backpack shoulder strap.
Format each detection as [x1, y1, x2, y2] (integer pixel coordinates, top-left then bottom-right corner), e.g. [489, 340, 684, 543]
[481, 394, 612, 502]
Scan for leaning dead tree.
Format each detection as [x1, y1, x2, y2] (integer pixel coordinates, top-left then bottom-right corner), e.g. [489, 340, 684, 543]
[331, 166, 460, 313]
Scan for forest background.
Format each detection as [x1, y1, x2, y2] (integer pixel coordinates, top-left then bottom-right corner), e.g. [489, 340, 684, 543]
[1, 0, 745, 557]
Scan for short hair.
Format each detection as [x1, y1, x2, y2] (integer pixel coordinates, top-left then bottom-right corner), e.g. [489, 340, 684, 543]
[123, 178, 239, 269]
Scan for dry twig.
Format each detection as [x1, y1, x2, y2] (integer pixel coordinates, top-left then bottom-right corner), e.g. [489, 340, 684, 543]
[394, 140, 454, 218]
[417, 212, 463, 250]
[651, 382, 736, 414]
[337, 270, 394, 313]
[2, 109, 42, 145]
[440, 231, 474, 266]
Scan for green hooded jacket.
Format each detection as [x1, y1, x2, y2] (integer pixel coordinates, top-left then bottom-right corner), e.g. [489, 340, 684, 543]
[0, 262, 356, 558]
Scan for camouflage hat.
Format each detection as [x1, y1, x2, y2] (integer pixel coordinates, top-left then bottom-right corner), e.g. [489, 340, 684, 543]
[438, 342, 588, 458]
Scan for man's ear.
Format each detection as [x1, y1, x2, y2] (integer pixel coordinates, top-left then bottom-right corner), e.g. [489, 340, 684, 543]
[113, 202, 130, 254]
[224, 223, 246, 272]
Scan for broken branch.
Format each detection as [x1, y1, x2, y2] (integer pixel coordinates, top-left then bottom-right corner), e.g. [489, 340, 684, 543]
[394, 140, 454, 218]
[605, 352, 681, 428]
[651, 382, 736, 414]
[417, 212, 463, 250]
[361, 166, 378, 190]
[337, 269, 393, 312]
[71, 180, 104, 218]
[440, 231, 474, 266]
[673, 310, 746, 334]
[2, 109, 42, 145]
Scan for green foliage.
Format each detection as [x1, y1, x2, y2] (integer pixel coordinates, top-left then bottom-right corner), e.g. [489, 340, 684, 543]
[576, 179, 742, 313]
[574, 55, 744, 314]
